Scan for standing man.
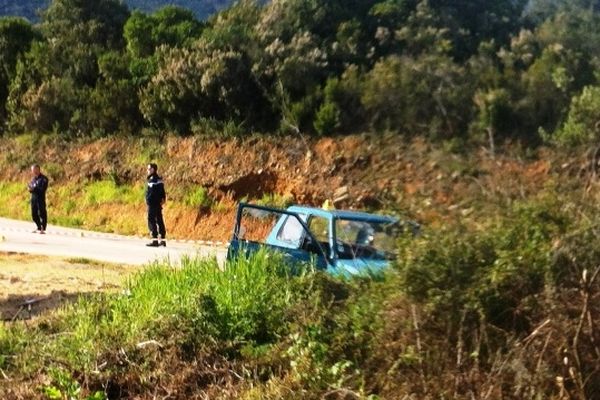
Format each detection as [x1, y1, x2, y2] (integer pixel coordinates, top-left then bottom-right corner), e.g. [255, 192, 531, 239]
[28, 164, 48, 234]
[145, 163, 167, 247]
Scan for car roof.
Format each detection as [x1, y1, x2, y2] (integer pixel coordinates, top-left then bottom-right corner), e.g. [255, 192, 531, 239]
[287, 205, 397, 223]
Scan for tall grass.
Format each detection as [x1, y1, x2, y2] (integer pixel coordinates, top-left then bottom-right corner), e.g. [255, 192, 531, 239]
[83, 181, 142, 206]
[0, 251, 308, 375]
[0, 182, 28, 220]
[183, 186, 213, 208]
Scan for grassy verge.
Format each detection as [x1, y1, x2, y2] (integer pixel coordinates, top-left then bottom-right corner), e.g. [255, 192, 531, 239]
[0, 250, 389, 399]
[1, 188, 600, 400]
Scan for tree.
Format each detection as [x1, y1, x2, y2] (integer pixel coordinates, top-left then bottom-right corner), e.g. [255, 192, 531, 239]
[428, 0, 528, 59]
[525, 0, 600, 25]
[0, 17, 40, 128]
[40, 0, 130, 84]
[124, 6, 203, 85]
[555, 85, 600, 146]
[140, 41, 267, 134]
[361, 54, 472, 137]
[83, 51, 142, 136]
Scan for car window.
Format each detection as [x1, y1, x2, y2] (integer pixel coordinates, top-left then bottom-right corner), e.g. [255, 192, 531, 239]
[335, 218, 399, 260]
[276, 215, 306, 246]
[307, 216, 329, 243]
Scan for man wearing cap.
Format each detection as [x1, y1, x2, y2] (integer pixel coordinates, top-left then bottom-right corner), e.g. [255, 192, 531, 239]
[145, 163, 167, 247]
[28, 164, 49, 234]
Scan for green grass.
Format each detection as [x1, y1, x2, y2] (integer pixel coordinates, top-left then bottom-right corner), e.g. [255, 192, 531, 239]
[183, 185, 213, 208]
[83, 180, 143, 206]
[0, 250, 383, 398]
[0, 251, 310, 373]
[256, 192, 294, 208]
[0, 182, 29, 220]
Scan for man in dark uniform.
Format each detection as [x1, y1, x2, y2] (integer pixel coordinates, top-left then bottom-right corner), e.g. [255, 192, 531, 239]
[145, 163, 167, 247]
[28, 164, 49, 234]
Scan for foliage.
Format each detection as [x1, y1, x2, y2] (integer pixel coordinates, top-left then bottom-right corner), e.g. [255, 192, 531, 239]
[2, 188, 600, 398]
[555, 85, 600, 145]
[0, 17, 40, 128]
[3, 0, 600, 143]
[183, 185, 213, 208]
[313, 101, 341, 135]
[362, 54, 472, 137]
[41, 367, 106, 400]
[124, 6, 203, 84]
[397, 196, 568, 329]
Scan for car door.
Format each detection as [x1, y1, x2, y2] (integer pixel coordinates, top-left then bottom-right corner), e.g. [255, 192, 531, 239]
[228, 203, 330, 270]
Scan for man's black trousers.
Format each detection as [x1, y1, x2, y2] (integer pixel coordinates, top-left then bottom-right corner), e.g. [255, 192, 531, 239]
[147, 205, 166, 239]
[31, 198, 47, 231]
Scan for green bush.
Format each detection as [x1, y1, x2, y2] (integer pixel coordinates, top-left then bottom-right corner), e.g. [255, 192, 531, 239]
[183, 185, 213, 208]
[361, 54, 472, 138]
[313, 101, 341, 135]
[190, 117, 246, 138]
[555, 85, 600, 146]
[397, 196, 568, 331]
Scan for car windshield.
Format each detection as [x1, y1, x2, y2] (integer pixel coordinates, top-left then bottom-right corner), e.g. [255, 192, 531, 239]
[335, 218, 400, 260]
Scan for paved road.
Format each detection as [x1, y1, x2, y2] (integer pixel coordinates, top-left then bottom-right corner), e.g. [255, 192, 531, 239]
[0, 217, 227, 266]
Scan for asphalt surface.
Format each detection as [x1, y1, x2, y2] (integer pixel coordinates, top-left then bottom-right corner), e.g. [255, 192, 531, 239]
[0, 217, 227, 266]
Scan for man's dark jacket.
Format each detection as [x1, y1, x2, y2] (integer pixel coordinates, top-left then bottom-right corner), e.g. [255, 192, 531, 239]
[29, 174, 48, 200]
[145, 173, 166, 207]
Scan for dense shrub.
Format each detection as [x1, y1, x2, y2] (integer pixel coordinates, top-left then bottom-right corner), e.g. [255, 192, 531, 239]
[555, 85, 600, 146]
[362, 54, 473, 137]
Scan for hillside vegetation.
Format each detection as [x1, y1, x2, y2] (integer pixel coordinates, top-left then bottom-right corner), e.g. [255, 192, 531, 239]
[1, 0, 600, 147]
[0, 133, 583, 241]
[1, 132, 600, 398]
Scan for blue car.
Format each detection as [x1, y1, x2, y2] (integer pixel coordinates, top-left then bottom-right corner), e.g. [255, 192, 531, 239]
[227, 203, 418, 276]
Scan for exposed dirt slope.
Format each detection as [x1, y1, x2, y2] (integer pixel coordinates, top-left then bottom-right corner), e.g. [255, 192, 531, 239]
[0, 134, 594, 240]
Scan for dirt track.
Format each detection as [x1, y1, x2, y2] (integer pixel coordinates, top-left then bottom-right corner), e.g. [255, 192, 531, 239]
[0, 253, 136, 320]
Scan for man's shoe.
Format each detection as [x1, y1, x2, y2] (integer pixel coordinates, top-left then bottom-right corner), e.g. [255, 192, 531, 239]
[39, 230, 45, 235]
[159, 240, 166, 247]
[146, 240, 160, 247]
[32, 229, 40, 233]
